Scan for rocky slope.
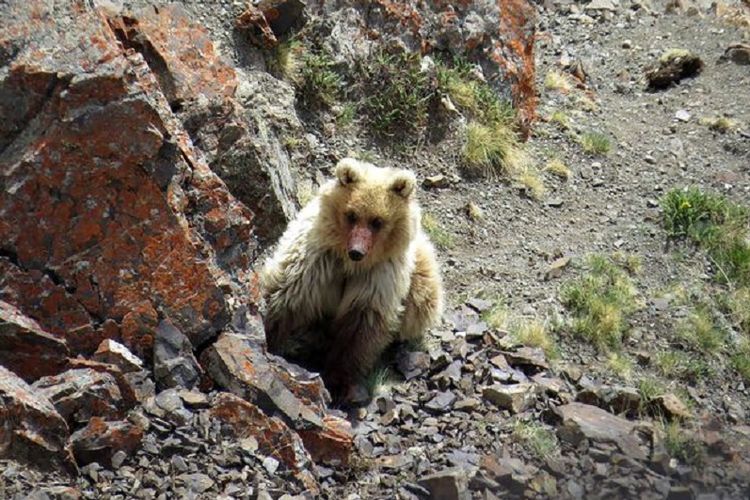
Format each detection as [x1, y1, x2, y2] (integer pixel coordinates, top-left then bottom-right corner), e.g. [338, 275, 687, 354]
[2, 0, 750, 499]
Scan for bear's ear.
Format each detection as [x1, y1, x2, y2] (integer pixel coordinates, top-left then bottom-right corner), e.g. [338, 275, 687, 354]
[390, 171, 416, 199]
[335, 158, 360, 186]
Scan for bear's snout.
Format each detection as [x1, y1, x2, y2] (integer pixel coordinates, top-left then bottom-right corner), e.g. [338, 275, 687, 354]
[347, 225, 373, 261]
[348, 249, 365, 261]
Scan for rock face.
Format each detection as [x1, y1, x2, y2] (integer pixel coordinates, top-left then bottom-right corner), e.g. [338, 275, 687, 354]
[0, 365, 75, 473]
[307, 0, 538, 134]
[0, 0, 257, 359]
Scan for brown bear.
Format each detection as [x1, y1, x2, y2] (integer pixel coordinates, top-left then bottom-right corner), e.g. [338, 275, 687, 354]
[260, 158, 443, 398]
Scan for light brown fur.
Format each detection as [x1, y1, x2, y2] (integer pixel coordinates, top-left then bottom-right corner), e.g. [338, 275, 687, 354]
[261, 158, 443, 399]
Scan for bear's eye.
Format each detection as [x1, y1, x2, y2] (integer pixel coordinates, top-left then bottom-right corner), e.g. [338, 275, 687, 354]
[345, 211, 358, 225]
[370, 217, 384, 231]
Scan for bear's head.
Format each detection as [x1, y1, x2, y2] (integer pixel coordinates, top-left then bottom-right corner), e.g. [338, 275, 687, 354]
[318, 158, 419, 268]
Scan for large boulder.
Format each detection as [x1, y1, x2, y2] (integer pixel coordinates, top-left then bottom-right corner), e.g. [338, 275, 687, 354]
[0, 0, 259, 358]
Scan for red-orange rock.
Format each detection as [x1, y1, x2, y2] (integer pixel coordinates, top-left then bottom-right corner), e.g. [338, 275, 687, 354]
[210, 392, 319, 494]
[70, 417, 143, 467]
[0, 300, 70, 382]
[297, 414, 354, 466]
[0, 365, 76, 474]
[0, 1, 258, 358]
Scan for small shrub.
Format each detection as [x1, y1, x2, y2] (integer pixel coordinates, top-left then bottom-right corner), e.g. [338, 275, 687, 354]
[464, 122, 527, 178]
[483, 303, 510, 331]
[270, 39, 304, 82]
[513, 421, 559, 458]
[727, 287, 750, 335]
[579, 132, 611, 155]
[637, 378, 667, 410]
[606, 352, 634, 380]
[560, 255, 639, 351]
[548, 110, 570, 130]
[465, 201, 484, 221]
[612, 251, 642, 275]
[336, 103, 357, 128]
[545, 159, 571, 180]
[731, 338, 750, 381]
[516, 169, 545, 200]
[422, 213, 454, 250]
[361, 51, 431, 138]
[299, 51, 341, 107]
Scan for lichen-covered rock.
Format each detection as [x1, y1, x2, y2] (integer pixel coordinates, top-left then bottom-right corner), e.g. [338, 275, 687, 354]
[0, 0, 259, 358]
[108, 3, 301, 243]
[0, 365, 76, 473]
[0, 300, 70, 382]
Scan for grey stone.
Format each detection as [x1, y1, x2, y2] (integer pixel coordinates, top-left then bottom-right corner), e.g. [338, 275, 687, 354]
[153, 320, 202, 391]
[418, 468, 471, 500]
[482, 383, 538, 414]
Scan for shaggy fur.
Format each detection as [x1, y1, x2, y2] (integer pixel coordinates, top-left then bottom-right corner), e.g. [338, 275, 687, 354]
[261, 158, 443, 397]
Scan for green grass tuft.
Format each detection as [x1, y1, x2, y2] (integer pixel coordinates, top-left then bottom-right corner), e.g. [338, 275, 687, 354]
[579, 132, 612, 155]
[299, 50, 342, 107]
[655, 350, 713, 383]
[560, 255, 639, 352]
[512, 420, 559, 458]
[677, 306, 725, 353]
[422, 213, 454, 250]
[662, 188, 750, 287]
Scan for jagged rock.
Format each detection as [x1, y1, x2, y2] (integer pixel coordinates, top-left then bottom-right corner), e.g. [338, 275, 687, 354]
[209, 392, 319, 494]
[113, 4, 300, 243]
[554, 403, 649, 461]
[32, 368, 124, 426]
[0, 0, 258, 358]
[0, 365, 76, 473]
[425, 391, 458, 413]
[483, 383, 538, 414]
[418, 468, 471, 500]
[92, 339, 143, 373]
[70, 417, 143, 468]
[576, 385, 642, 417]
[502, 347, 549, 371]
[297, 414, 354, 466]
[397, 350, 431, 380]
[154, 389, 193, 426]
[480, 455, 534, 494]
[203, 332, 322, 426]
[63, 359, 138, 409]
[653, 394, 692, 420]
[203, 332, 352, 464]
[153, 320, 202, 391]
[0, 300, 70, 382]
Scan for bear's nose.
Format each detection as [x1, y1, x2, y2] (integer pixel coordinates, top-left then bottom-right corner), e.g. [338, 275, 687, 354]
[348, 249, 365, 261]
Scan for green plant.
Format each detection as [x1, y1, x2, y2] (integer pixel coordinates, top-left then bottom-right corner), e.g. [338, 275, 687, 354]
[336, 103, 357, 128]
[510, 319, 558, 359]
[364, 364, 395, 397]
[299, 51, 341, 107]
[512, 421, 559, 458]
[699, 116, 738, 133]
[548, 110, 570, 130]
[270, 39, 304, 82]
[606, 352, 634, 380]
[560, 255, 639, 351]
[422, 213, 454, 250]
[637, 378, 667, 409]
[663, 422, 705, 467]
[360, 51, 431, 138]
[677, 307, 725, 353]
[464, 122, 527, 178]
[731, 338, 750, 381]
[579, 132, 611, 155]
[661, 188, 750, 287]
[655, 350, 712, 382]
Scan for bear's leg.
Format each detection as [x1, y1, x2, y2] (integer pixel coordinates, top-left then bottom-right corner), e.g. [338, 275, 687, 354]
[399, 241, 443, 342]
[324, 309, 393, 400]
